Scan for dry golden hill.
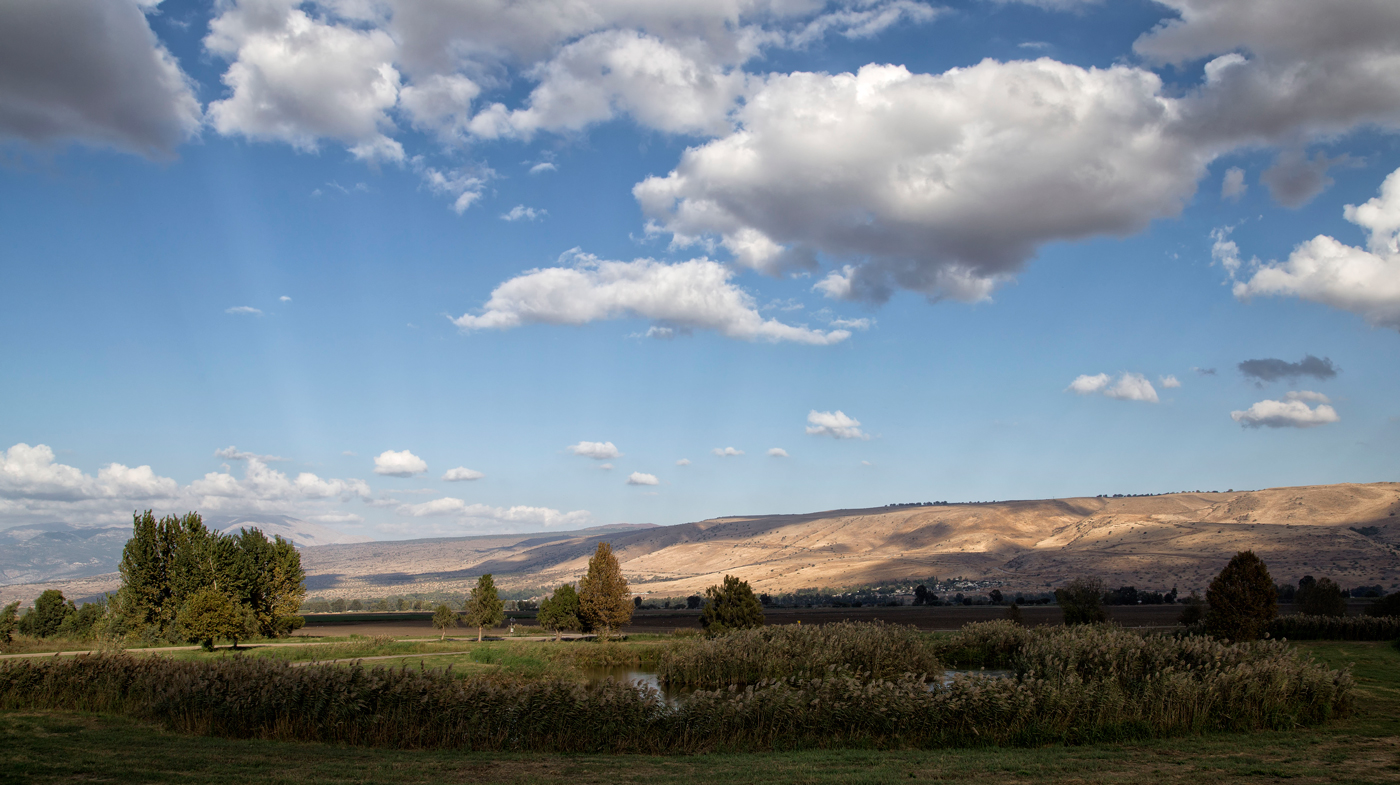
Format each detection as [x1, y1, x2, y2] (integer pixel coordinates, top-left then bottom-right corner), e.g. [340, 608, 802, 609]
[297, 481, 1400, 599]
[4, 482, 1397, 605]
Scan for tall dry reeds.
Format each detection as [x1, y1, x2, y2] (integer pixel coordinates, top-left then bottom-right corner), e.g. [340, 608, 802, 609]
[656, 621, 940, 688]
[0, 622, 1352, 753]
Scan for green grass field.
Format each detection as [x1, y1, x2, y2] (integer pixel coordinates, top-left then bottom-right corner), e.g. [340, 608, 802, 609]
[2, 640, 1397, 784]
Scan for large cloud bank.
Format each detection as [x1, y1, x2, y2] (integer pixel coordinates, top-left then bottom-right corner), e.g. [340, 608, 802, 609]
[6, 0, 1400, 325]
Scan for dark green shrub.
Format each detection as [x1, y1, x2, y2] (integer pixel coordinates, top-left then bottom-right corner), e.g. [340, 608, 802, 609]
[56, 602, 106, 641]
[537, 584, 582, 640]
[176, 588, 256, 651]
[18, 590, 74, 638]
[1205, 551, 1277, 641]
[1055, 577, 1107, 625]
[1178, 592, 1205, 626]
[1266, 614, 1400, 641]
[700, 575, 765, 635]
[1366, 592, 1400, 618]
[0, 602, 18, 646]
[1006, 603, 1024, 626]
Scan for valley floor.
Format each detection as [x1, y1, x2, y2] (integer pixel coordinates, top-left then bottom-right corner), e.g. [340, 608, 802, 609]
[2, 640, 1397, 784]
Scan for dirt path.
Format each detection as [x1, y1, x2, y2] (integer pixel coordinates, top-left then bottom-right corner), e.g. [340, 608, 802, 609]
[0, 633, 595, 661]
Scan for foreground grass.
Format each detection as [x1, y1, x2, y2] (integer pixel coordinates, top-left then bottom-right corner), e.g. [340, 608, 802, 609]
[2, 640, 1394, 784]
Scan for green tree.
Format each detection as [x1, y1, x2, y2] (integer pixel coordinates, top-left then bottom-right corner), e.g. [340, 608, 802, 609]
[579, 542, 632, 639]
[1055, 577, 1107, 625]
[700, 575, 765, 635]
[431, 604, 458, 640]
[537, 584, 582, 641]
[1205, 550, 1278, 641]
[20, 590, 75, 638]
[176, 587, 256, 651]
[57, 601, 106, 641]
[462, 574, 505, 642]
[0, 601, 19, 646]
[113, 510, 310, 641]
[1299, 576, 1347, 617]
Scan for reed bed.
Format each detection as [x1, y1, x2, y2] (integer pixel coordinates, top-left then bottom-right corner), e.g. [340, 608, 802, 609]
[934, 620, 1034, 668]
[656, 621, 941, 688]
[0, 624, 1351, 754]
[1266, 614, 1400, 641]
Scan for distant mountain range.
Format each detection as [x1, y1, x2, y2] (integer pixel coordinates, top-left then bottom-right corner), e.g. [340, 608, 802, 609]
[0, 523, 131, 586]
[4, 484, 1396, 607]
[0, 514, 372, 587]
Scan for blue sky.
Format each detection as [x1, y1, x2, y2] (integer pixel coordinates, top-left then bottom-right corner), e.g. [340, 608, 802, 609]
[1, 0, 1398, 540]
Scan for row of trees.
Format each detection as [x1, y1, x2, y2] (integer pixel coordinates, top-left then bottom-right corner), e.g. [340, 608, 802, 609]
[115, 511, 306, 648]
[536, 543, 635, 639]
[0, 591, 105, 644]
[429, 543, 640, 641]
[1054, 551, 1399, 641]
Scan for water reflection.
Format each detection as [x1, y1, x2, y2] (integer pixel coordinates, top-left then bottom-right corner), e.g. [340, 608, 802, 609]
[581, 666, 686, 704]
[581, 666, 1016, 703]
[939, 668, 1015, 687]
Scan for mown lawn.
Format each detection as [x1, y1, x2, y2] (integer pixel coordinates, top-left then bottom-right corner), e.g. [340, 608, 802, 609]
[2, 640, 1398, 785]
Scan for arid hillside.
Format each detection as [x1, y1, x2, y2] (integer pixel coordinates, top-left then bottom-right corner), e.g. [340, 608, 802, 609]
[4, 483, 1397, 605]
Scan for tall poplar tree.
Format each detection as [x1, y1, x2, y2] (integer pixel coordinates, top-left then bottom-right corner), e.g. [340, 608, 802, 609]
[579, 542, 632, 639]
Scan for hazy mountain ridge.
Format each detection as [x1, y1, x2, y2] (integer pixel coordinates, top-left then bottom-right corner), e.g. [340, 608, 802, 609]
[0, 523, 131, 586]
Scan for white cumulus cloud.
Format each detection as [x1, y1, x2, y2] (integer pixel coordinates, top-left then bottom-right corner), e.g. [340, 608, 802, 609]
[442, 466, 484, 481]
[626, 471, 660, 486]
[452, 251, 850, 345]
[373, 449, 428, 477]
[1231, 395, 1340, 428]
[635, 59, 1207, 299]
[568, 441, 622, 460]
[1233, 165, 1400, 329]
[712, 447, 744, 456]
[675, 458, 691, 466]
[205, 1, 404, 162]
[805, 410, 870, 440]
[0, 442, 373, 529]
[1066, 372, 1159, 403]
[1160, 375, 1182, 388]
[501, 205, 546, 222]
[767, 447, 789, 457]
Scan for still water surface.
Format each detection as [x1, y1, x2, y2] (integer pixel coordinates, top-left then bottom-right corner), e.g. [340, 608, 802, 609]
[581, 667, 1016, 705]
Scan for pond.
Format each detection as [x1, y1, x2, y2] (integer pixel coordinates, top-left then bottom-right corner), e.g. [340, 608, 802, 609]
[581, 666, 1017, 704]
